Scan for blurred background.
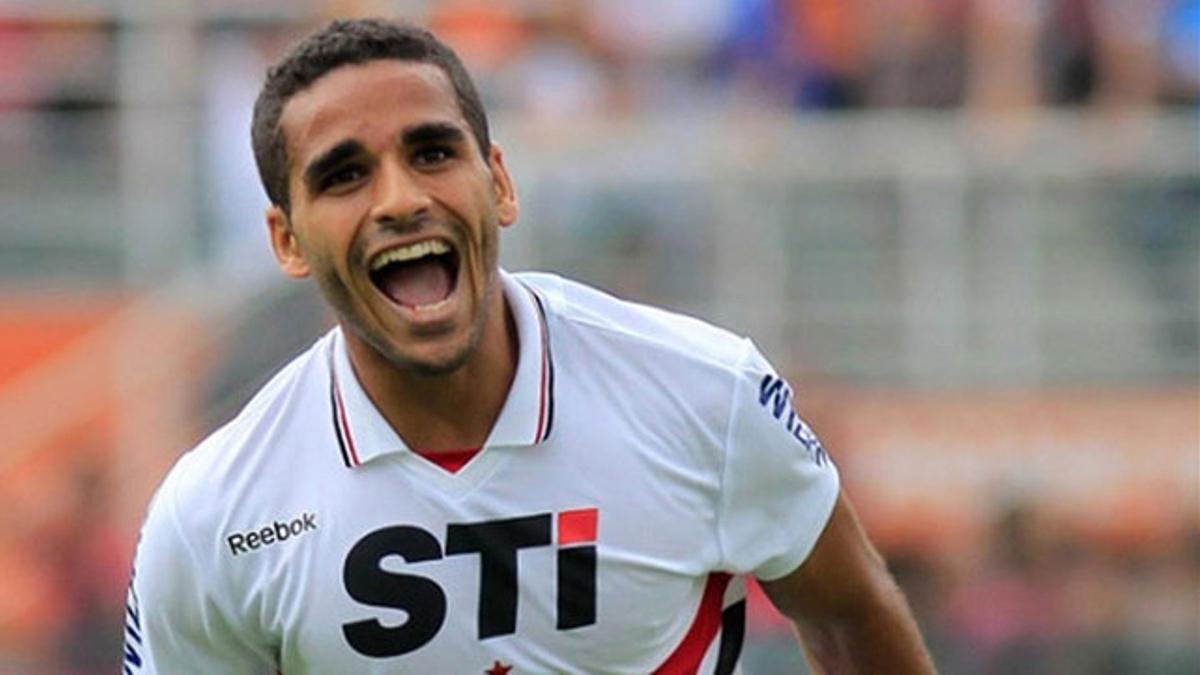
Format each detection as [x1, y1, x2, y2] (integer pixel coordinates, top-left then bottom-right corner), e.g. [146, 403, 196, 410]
[0, 0, 1196, 672]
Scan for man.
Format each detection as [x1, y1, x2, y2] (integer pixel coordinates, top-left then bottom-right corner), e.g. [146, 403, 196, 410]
[124, 18, 934, 674]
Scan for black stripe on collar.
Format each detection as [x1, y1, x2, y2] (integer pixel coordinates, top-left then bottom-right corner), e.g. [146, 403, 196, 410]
[527, 286, 556, 443]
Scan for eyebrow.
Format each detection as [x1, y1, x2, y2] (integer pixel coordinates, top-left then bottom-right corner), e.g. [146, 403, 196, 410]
[302, 139, 365, 190]
[300, 123, 471, 190]
[402, 122, 467, 148]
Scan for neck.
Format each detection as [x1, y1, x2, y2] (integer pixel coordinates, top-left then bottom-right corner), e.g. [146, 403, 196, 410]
[344, 286, 518, 453]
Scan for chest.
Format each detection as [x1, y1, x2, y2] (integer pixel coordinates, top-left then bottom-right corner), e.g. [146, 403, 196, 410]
[229, 427, 727, 673]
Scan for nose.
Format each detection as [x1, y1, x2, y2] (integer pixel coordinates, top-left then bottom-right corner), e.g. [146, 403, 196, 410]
[369, 156, 431, 226]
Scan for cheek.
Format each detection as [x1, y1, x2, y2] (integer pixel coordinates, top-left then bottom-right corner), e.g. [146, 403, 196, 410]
[468, 222, 500, 298]
[303, 248, 344, 293]
[482, 217, 499, 263]
[299, 204, 368, 268]
[454, 193, 494, 260]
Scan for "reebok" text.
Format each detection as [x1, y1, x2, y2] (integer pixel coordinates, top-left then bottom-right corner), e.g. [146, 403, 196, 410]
[226, 512, 318, 556]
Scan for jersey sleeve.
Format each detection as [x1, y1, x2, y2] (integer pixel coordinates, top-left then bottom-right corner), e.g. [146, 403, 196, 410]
[123, 481, 272, 675]
[716, 341, 840, 581]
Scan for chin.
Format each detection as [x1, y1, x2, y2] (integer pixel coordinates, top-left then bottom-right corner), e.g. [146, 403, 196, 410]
[401, 350, 473, 377]
[384, 331, 479, 378]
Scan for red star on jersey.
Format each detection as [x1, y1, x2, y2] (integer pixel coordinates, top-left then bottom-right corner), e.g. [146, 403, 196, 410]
[484, 660, 512, 675]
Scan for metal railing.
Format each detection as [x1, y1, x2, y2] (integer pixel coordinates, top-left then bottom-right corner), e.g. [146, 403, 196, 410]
[502, 110, 1200, 384]
[2, 110, 1197, 388]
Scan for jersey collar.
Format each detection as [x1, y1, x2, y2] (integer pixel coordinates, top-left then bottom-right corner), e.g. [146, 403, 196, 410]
[328, 270, 555, 469]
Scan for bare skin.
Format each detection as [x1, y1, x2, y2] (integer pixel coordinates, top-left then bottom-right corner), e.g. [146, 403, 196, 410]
[761, 491, 937, 674]
[267, 60, 519, 452]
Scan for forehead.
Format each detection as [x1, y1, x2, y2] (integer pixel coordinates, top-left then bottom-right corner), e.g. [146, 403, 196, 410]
[280, 59, 466, 166]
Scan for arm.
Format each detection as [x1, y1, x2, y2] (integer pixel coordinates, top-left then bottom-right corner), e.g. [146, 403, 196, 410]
[760, 490, 935, 674]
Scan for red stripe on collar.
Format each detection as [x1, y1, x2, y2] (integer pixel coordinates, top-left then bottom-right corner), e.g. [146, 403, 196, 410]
[329, 349, 362, 468]
[525, 285, 555, 445]
[332, 378, 361, 467]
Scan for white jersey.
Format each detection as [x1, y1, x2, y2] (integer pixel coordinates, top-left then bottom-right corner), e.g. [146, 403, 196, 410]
[123, 271, 838, 674]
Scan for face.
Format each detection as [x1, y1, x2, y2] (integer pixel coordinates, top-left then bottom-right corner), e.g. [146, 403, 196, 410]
[268, 59, 518, 376]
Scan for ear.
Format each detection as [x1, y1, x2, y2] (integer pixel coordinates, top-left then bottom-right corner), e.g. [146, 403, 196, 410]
[487, 144, 519, 228]
[266, 205, 311, 279]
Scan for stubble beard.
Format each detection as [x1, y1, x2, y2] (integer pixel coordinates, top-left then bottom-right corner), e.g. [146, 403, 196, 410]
[314, 226, 501, 379]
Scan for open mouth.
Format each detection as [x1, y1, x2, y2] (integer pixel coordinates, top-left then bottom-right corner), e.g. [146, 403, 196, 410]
[368, 239, 460, 310]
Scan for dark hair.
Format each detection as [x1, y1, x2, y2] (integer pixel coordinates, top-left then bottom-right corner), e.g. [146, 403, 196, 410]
[251, 18, 491, 210]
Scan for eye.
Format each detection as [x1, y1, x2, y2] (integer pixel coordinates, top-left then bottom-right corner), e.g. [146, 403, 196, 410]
[319, 165, 367, 192]
[412, 145, 455, 168]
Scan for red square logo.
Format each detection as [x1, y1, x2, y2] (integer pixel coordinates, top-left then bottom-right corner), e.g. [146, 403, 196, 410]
[558, 508, 598, 545]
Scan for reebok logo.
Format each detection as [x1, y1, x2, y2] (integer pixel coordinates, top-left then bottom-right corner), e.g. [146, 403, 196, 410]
[226, 512, 317, 556]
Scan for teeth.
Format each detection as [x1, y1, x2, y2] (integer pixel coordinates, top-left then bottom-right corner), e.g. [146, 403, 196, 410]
[370, 240, 450, 271]
[412, 297, 452, 312]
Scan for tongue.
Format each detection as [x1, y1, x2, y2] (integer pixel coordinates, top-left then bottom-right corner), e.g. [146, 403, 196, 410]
[379, 258, 452, 307]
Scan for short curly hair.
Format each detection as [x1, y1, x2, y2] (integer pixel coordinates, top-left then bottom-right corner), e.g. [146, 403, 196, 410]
[251, 18, 491, 211]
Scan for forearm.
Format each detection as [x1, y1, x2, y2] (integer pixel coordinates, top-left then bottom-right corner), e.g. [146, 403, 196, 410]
[792, 579, 935, 675]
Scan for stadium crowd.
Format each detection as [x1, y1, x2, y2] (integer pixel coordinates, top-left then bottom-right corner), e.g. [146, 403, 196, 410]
[2, 0, 1198, 123]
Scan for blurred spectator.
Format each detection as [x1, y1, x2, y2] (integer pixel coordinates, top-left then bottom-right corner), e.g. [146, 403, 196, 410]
[0, 20, 115, 169]
[41, 460, 131, 675]
[865, 0, 967, 108]
[35, 22, 114, 163]
[488, 4, 621, 121]
[930, 502, 1200, 674]
[1159, 0, 1200, 103]
[1089, 0, 1165, 112]
[941, 503, 1070, 673]
[967, 0, 1041, 113]
[0, 454, 131, 674]
[429, 0, 528, 74]
[587, 0, 734, 111]
[0, 20, 36, 107]
[718, 0, 862, 109]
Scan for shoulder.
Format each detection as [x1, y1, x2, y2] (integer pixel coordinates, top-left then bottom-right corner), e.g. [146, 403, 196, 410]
[511, 272, 781, 472]
[513, 271, 755, 376]
[143, 331, 334, 546]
